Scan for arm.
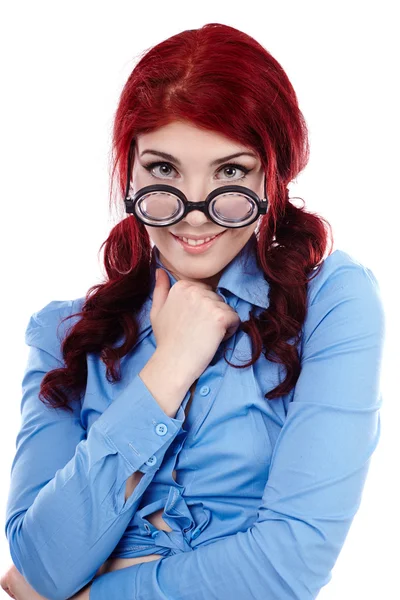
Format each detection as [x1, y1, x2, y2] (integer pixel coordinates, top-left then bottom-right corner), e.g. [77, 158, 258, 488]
[88, 261, 386, 600]
[5, 300, 192, 600]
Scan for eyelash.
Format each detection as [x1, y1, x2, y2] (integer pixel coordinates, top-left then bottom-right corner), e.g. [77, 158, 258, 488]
[142, 161, 251, 180]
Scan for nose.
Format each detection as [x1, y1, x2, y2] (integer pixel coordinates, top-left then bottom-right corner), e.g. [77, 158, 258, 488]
[181, 207, 210, 227]
[180, 183, 212, 227]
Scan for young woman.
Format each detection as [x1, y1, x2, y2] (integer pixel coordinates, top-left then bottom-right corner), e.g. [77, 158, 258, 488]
[2, 22, 385, 600]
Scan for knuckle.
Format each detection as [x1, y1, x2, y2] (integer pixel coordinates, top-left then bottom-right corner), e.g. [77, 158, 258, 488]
[213, 307, 228, 323]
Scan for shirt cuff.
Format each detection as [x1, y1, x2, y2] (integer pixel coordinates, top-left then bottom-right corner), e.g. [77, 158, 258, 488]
[92, 372, 191, 474]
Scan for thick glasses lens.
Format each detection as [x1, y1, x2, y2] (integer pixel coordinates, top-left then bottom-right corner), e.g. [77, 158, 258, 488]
[138, 191, 181, 222]
[135, 190, 257, 227]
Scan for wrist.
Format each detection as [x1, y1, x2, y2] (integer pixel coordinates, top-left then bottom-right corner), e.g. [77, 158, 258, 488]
[151, 349, 195, 389]
[139, 351, 193, 418]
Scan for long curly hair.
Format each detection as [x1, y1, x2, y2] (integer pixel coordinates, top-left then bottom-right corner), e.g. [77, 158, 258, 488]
[38, 22, 333, 414]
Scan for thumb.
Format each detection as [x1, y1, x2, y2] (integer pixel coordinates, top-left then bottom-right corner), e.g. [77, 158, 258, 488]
[151, 268, 170, 317]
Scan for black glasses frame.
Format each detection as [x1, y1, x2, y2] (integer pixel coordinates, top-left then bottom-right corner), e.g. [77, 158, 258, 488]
[123, 139, 269, 229]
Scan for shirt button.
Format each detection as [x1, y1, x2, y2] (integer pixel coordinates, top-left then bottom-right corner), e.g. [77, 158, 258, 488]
[199, 386, 210, 396]
[155, 423, 168, 436]
[145, 455, 157, 466]
[191, 528, 201, 540]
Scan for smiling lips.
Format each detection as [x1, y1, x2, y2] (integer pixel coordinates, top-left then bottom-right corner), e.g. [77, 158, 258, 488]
[171, 230, 226, 252]
[175, 233, 220, 246]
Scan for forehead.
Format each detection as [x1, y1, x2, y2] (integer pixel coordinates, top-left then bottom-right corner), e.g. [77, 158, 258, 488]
[135, 120, 259, 165]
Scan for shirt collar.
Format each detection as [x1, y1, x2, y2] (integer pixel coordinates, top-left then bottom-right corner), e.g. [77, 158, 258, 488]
[130, 234, 270, 346]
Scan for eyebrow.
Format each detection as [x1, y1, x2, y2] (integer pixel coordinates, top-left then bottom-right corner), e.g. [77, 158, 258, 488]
[139, 149, 258, 167]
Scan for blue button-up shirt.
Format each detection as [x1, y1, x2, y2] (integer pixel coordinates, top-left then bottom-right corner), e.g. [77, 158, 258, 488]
[5, 236, 386, 599]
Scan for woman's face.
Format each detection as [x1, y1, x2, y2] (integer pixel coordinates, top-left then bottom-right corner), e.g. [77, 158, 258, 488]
[131, 120, 264, 289]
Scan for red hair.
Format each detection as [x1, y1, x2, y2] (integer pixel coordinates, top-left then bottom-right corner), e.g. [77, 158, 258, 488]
[39, 23, 333, 413]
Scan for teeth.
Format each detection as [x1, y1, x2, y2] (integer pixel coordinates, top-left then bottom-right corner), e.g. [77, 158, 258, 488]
[178, 234, 218, 246]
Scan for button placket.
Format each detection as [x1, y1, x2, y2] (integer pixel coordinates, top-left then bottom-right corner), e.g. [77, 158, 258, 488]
[185, 348, 233, 442]
[160, 427, 188, 484]
[184, 289, 242, 441]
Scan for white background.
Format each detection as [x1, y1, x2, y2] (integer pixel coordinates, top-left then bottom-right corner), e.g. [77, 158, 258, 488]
[0, 1, 398, 598]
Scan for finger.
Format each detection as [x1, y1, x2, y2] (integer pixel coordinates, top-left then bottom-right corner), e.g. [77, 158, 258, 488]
[0, 571, 16, 599]
[1, 582, 16, 599]
[151, 269, 171, 317]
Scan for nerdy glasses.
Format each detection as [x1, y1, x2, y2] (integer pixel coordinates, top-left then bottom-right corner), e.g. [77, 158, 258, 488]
[123, 143, 269, 229]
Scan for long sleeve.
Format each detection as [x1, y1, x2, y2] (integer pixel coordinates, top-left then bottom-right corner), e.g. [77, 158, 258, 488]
[89, 262, 386, 600]
[5, 300, 189, 600]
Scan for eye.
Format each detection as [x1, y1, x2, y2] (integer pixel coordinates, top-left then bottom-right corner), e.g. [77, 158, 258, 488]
[216, 164, 251, 180]
[142, 161, 252, 180]
[142, 161, 177, 178]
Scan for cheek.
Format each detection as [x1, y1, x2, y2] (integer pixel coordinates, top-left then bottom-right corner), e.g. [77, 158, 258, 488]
[144, 227, 168, 244]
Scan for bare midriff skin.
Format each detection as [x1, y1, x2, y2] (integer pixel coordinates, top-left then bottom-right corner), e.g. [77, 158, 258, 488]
[96, 380, 197, 578]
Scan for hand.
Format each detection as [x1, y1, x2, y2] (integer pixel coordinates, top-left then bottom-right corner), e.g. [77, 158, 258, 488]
[151, 269, 241, 382]
[0, 564, 48, 599]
